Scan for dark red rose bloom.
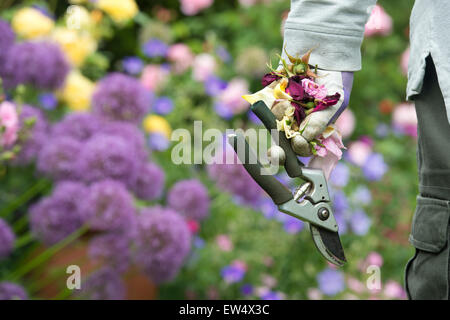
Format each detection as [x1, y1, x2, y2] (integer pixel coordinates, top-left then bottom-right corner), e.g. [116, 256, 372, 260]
[312, 93, 341, 112]
[286, 78, 305, 101]
[291, 101, 306, 125]
[261, 73, 281, 87]
[289, 75, 309, 83]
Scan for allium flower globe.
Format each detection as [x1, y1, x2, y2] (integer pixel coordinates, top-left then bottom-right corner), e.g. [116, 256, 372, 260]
[88, 233, 132, 274]
[52, 113, 103, 142]
[131, 162, 165, 201]
[78, 267, 125, 300]
[30, 182, 89, 245]
[78, 134, 139, 185]
[0, 282, 27, 300]
[167, 179, 210, 221]
[0, 218, 15, 260]
[84, 180, 137, 234]
[0, 19, 15, 69]
[92, 73, 152, 123]
[37, 136, 82, 180]
[1, 41, 69, 90]
[134, 206, 191, 284]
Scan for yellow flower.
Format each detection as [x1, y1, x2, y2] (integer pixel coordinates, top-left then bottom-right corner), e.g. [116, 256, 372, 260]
[59, 71, 95, 112]
[142, 115, 172, 138]
[52, 28, 96, 67]
[96, 0, 138, 24]
[273, 78, 292, 100]
[12, 7, 54, 39]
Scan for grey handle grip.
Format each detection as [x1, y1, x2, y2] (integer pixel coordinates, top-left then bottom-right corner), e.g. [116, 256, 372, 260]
[251, 100, 304, 177]
[228, 132, 293, 205]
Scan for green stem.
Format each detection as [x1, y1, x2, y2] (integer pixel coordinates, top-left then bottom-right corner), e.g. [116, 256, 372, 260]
[13, 214, 29, 233]
[8, 225, 89, 282]
[14, 232, 34, 250]
[0, 179, 50, 218]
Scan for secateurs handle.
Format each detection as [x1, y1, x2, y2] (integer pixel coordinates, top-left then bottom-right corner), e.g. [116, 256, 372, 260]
[251, 101, 304, 177]
[228, 132, 293, 205]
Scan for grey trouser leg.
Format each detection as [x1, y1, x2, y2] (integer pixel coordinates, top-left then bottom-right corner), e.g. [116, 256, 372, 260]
[404, 55, 450, 300]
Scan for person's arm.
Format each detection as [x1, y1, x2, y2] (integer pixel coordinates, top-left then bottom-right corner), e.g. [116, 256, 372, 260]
[282, 0, 378, 72]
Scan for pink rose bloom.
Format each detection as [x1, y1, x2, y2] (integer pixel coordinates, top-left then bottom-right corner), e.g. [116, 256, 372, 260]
[216, 234, 233, 251]
[140, 64, 169, 92]
[167, 43, 194, 74]
[347, 140, 372, 167]
[364, 5, 392, 37]
[383, 281, 406, 299]
[401, 47, 410, 76]
[0, 101, 19, 147]
[392, 103, 417, 138]
[301, 78, 327, 100]
[180, 0, 214, 16]
[335, 109, 355, 138]
[217, 77, 249, 114]
[192, 53, 216, 82]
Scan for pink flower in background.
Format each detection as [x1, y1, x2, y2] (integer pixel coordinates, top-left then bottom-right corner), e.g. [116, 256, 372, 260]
[366, 251, 383, 267]
[216, 234, 233, 251]
[301, 78, 327, 100]
[140, 64, 169, 92]
[347, 140, 372, 167]
[347, 277, 366, 294]
[383, 281, 406, 299]
[167, 43, 194, 74]
[401, 47, 410, 76]
[261, 274, 277, 288]
[307, 288, 323, 300]
[335, 109, 355, 138]
[217, 77, 249, 114]
[392, 103, 417, 138]
[231, 260, 247, 272]
[364, 5, 392, 37]
[187, 220, 200, 234]
[0, 101, 19, 147]
[239, 0, 258, 8]
[192, 53, 217, 82]
[180, 0, 214, 16]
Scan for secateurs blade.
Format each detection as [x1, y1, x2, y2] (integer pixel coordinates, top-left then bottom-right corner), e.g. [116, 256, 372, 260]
[227, 100, 346, 266]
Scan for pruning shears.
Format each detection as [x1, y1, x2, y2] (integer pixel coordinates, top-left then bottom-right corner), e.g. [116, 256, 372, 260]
[228, 100, 346, 266]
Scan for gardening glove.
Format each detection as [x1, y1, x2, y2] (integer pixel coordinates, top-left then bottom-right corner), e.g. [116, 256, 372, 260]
[290, 69, 354, 156]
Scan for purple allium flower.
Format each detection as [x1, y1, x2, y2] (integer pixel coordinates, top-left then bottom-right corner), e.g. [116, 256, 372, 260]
[241, 284, 253, 296]
[92, 73, 152, 123]
[142, 38, 168, 58]
[0, 19, 15, 69]
[37, 136, 81, 180]
[261, 291, 283, 300]
[52, 113, 103, 142]
[148, 132, 170, 151]
[362, 153, 388, 181]
[332, 190, 349, 214]
[1, 41, 69, 90]
[78, 267, 125, 300]
[134, 206, 191, 284]
[100, 120, 149, 161]
[153, 96, 173, 115]
[221, 264, 246, 284]
[131, 162, 165, 201]
[208, 149, 263, 206]
[167, 179, 210, 221]
[351, 185, 372, 206]
[78, 134, 139, 186]
[214, 102, 234, 119]
[15, 105, 49, 164]
[88, 233, 132, 274]
[350, 209, 371, 235]
[0, 282, 27, 300]
[84, 180, 137, 234]
[204, 76, 227, 97]
[283, 216, 304, 234]
[38, 93, 58, 110]
[30, 182, 89, 245]
[329, 162, 350, 187]
[317, 268, 345, 296]
[0, 218, 15, 259]
[122, 56, 144, 75]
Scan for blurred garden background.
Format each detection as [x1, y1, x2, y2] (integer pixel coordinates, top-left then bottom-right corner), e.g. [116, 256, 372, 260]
[0, 0, 417, 300]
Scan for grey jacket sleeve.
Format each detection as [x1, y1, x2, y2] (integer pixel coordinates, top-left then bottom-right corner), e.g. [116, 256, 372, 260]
[281, 0, 378, 71]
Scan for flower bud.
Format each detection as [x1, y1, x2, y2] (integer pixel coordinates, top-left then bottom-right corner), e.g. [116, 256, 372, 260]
[291, 134, 312, 156]
[267, 145, 286, 166]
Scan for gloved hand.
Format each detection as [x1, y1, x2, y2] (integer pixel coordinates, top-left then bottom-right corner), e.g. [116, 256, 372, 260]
[290, 69, 354, 156]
